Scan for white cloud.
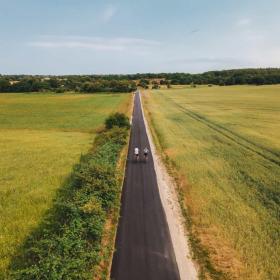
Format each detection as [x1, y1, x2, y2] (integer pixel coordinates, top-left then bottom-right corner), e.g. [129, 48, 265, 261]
[101, 5, 117, 23]
[27, 36, 160, 53]
[236, 18, 252, 27]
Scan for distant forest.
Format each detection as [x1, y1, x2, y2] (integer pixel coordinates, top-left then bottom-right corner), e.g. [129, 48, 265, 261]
[1, 68, 280, 93]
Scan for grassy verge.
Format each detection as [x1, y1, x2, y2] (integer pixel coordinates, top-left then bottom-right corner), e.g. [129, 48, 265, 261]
[142, 86, 280, 279]
[8, 126, 129, 279]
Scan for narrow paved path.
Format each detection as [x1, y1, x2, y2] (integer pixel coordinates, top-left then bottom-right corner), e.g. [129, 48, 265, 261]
[110, 91, 180, 280]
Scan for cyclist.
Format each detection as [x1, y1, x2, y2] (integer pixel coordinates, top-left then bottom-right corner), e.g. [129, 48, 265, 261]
[143, 147, 149, 161]
[134, 147, 139, 161]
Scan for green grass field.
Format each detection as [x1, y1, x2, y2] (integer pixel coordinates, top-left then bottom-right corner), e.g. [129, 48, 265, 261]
[143, 85, 280, 279]
[0, 93, 131, 277]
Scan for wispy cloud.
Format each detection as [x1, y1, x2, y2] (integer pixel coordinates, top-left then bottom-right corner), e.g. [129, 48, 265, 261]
[236, 18, 252, 27]
[101, 4, 117, 23]
[27, 36, 161, 53]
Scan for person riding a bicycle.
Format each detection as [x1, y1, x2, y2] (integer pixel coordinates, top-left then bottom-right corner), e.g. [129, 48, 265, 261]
[143, 147, 149, 160]
[134, 147, 139, 160]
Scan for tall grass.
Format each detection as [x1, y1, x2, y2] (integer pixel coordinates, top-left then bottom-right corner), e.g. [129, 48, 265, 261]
[143, 85, 280, 279]
[0, 93, 131, 277]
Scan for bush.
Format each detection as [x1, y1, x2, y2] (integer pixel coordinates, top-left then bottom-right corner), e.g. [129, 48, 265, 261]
[152, 84, 160, 89]
[55, 87, 65, 93]
[105, 113, 130, 129]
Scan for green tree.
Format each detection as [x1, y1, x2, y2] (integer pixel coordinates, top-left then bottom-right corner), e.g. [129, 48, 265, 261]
[105, 113, 130, 129]
[0, 79, 10, 92]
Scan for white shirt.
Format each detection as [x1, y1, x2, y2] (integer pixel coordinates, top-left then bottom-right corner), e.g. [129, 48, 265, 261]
[134, 147, 139, 155]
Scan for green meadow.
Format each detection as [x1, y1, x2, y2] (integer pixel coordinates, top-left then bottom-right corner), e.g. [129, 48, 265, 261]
[143, 85, 280, 279]
[0, 93, 131, 277]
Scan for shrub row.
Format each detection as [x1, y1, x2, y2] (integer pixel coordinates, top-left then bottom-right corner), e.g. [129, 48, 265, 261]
[10, 126, 129, 279]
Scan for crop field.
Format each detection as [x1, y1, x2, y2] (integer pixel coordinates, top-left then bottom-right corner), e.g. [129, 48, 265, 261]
[143, 85, 280, 279]
[0, 93, 131, 277]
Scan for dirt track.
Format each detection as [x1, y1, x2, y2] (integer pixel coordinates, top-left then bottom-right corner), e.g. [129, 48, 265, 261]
[110, 91, 180, 280]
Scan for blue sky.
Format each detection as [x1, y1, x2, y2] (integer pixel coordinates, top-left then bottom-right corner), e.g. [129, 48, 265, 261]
[0, 0, 280, 74]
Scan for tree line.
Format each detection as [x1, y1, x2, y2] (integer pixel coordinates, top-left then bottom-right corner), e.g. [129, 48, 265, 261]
[0, 77, 137, 93]
[1, 68, 280, 93]
[132, 68, 280, 86]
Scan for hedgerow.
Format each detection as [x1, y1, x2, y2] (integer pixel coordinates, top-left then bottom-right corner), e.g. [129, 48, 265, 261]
[10, 126, 128, 280]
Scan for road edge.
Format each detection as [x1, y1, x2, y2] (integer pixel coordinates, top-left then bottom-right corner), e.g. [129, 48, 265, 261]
[139, 91, 198, 280]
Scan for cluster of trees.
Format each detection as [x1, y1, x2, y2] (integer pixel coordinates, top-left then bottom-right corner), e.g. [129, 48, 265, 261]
[0, 76, 136, 93]
[166, 69, 280, 86]
[81, 79, 136, 93]
[138, 79, 149, 89]
[132, 68, 280, 86]
[76, 68, 280, 86]
[1, 68, 280, 93]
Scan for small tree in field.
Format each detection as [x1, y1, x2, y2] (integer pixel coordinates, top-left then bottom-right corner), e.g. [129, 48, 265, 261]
[152, 80, 160, 89]
[105, 113, 130, 129]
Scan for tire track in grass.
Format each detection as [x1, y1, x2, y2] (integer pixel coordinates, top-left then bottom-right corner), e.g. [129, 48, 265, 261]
[164, 96, 280, 167]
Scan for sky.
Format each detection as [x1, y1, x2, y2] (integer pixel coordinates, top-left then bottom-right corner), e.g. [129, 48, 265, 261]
[0, 0, 280, 74]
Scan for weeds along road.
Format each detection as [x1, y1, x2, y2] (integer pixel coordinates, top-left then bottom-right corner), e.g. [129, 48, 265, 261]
[111, 92, 180, 280]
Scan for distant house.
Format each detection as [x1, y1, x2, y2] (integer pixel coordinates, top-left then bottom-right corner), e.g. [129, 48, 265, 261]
[9, 80, 20, 85]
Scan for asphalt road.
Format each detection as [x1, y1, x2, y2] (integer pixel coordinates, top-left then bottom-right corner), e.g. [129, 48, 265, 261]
[110, 91, 180, 280]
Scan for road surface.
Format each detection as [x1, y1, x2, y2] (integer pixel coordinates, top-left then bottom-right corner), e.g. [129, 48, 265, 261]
[110, 91, 180, 280]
